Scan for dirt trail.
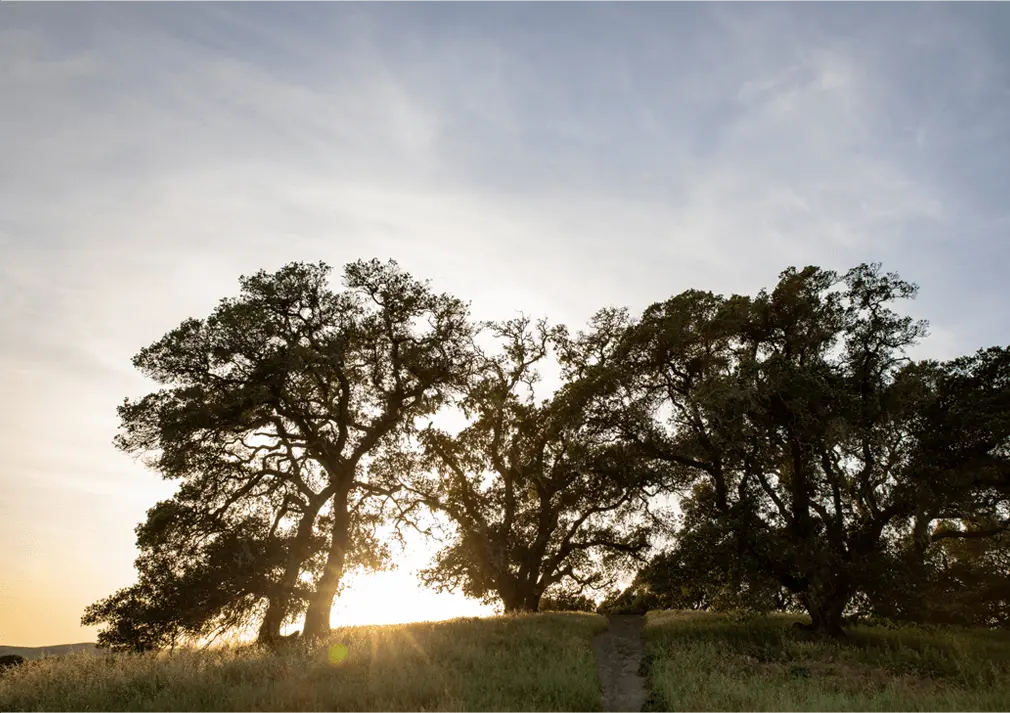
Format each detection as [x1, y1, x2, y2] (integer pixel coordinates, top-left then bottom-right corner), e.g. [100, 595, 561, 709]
[592, 615, 647, 712]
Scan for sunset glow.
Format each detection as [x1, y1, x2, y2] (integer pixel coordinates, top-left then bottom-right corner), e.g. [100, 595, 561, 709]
[325, 570, 494, 630]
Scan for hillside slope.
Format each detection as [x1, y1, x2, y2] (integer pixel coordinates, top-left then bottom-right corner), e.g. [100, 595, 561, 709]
[642, 611, 1010, 711]
[0, 614, 606, 711]
[0, 643, 97, 660]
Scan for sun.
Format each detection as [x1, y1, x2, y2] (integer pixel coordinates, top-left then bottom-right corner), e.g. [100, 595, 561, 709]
[326, 568, 495, 629]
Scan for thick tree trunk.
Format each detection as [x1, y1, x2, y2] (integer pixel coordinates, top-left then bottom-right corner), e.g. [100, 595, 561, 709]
[258, 594, 288, 647]
[798, 586, 848, 637]
[301, 491, 351, 641]
[500, 583, 543, 614]
[502, 598, 539, 614]
[257, 508, 320, 646]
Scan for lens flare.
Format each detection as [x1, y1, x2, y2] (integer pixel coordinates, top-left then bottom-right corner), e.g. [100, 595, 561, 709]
[328, 643, 349, 665]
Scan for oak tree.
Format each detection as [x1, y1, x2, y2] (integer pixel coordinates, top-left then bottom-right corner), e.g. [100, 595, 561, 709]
[613, 263, 1010, 635]
[386, 316, 668, 613]
[102, 259, 471, 645]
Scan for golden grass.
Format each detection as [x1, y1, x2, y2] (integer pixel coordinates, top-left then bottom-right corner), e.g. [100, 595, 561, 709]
[19, 607, 1007, 712]
[642, 610, 1010, 711]
[0, 613, 607, 712]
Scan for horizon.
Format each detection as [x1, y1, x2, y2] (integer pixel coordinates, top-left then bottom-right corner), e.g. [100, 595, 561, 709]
[3, 3, 1010, 647]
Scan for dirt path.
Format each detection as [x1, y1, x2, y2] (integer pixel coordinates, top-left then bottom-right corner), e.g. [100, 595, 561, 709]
[593, 615, 647, 712]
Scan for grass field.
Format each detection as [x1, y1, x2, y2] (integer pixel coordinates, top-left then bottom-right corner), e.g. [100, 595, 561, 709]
[0, 613, 607, 712]
[7, 609, 1010, 712]
[642, 610, 1010, 711]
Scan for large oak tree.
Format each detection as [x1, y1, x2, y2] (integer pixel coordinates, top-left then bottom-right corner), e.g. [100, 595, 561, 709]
[612, 263, 1010, 635]
[385, 315, 670, 613]
[99, 259, 472, 645]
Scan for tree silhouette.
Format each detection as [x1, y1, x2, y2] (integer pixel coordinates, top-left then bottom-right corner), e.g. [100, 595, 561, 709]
[94, 259, 472, 646]
[85, 257, 1010, 647]
[609, 263, 1010, 635]
[384, 315, 669, 613]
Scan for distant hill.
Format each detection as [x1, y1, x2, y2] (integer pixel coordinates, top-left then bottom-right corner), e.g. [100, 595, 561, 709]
[0, 643, 98, 660]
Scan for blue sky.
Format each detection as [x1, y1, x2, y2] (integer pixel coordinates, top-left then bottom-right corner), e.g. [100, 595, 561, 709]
[2, 3, 1009, 645]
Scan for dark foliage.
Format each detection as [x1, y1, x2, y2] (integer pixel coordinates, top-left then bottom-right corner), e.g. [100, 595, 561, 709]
[85, 259, 472, 649]
[0, 655, 24, 671]
[540, 588, 599, 613]
[382, 315, 669, 613]
[85, 257, 1010, 644]
[600, 263, 1010, 634]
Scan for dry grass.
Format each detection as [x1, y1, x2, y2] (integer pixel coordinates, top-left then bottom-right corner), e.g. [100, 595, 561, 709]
[15, 607, 1002, 712]
[0, 613, 607, 712]
[642, 610, 1010, 711]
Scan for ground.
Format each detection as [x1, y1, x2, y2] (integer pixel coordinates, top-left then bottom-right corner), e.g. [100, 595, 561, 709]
[642, 610, 1010, 711]
[4, 611, 1010, 711]
[593, 615, 647, 712]
[0, 614, 605, 712]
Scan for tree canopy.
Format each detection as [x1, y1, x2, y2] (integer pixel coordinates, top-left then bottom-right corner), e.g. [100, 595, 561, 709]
[85, 258, 1010, 647]
[380, 315, 670, 612]
[89, 259, 472, 648]
[601, 264, 1010, 634]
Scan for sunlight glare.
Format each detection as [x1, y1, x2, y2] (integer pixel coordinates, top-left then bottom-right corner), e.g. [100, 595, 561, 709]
[327, 643, 349, 665]
[327, 568, 494, 628]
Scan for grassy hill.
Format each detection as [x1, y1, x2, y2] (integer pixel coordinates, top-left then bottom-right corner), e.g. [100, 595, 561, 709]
[0, 613, 606, 711]
[0, 643, 97, 660]
[642, 611, 1010, 711]
[4, 611, 1010, 711]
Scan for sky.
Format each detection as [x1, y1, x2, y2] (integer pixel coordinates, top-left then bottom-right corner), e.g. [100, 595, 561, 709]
[2, 2, 1009, 647]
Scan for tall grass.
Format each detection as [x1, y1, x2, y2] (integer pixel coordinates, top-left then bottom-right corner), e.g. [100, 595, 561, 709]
[0, 613, 607, 712]
[642, 610, 1010, 711]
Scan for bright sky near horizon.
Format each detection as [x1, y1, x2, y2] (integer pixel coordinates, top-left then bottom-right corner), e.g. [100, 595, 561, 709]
[2, 3, 1009, 647]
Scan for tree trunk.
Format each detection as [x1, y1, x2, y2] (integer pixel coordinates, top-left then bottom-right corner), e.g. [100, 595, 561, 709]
[258, 593, 288, 647]
[798, 587, 848, 637]
[502, 598, 538, 614]
[500, 583, 542, 614]
[301, 491, 351, 641]
[257, 507, 320, 646]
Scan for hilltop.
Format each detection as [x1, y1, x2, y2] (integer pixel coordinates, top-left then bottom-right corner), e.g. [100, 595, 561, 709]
[3, 613, 1010, 711]
[0, 614, 605, 711]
